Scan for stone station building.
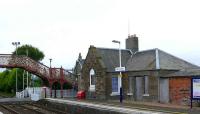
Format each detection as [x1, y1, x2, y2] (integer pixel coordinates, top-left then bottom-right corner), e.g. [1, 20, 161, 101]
[75, 35, 200, 105]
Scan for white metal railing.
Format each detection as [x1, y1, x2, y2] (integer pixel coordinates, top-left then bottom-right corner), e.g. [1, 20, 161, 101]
[16, 87, 77, 99]
[16, 91, 23, 98]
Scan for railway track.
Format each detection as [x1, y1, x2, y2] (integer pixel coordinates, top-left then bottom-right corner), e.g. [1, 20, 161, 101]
[0, 104, 43, 114]
[0, 103, 69, 114]
[25, 103, 68, 114]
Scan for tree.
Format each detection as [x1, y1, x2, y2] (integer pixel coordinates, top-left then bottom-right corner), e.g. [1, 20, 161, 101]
[13, 44, 44, 61]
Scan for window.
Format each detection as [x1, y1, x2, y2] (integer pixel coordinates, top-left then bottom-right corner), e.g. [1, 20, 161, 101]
[111, 76, 121, 96]
[143, 76, 149, 96]
[89, 69, 95, 91]
[112, 77, 118, 92]
[90, 69, 95, 85]
[128, 77, 133, 95]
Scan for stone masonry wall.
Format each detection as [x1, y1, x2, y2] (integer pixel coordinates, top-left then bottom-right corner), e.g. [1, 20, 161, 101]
[143, 76, 158, 102]
[106, 73, 129, 100]
[81, 46, 106, 99]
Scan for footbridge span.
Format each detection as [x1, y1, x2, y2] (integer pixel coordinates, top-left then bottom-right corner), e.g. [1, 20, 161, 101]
[0, 54, 76, 98]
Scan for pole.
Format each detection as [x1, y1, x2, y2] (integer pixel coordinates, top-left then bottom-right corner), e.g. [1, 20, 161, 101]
[27, 71, 28, 88]
[23, 70, 25, 97]
[119, 42, 123, 103]
[49, 58, 52, 68]
[12, 42, 20, 98]
[15, 44, 18, 97]
[16, 68, 18, 93]
[190, 77, 193, 109]
[112, 40, 123, 103]
[45, 87, 46, 98]
[26, 49, 29, 97]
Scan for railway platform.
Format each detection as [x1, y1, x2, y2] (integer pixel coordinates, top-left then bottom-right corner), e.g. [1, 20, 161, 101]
[45, 98, 200, 114]
[0, 97, 31, 104]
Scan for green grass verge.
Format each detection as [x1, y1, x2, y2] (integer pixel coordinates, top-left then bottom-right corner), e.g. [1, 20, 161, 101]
[0, 91, 15, 97]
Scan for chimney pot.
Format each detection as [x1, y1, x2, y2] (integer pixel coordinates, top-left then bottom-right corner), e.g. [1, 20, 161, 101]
[126, 34, 139, 53]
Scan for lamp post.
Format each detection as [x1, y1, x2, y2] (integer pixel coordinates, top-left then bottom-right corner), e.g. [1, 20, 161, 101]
[26, 49, 29, 89]
[112, 40, 123, 103]
[12, 42, 20, 97]
[49, 58, 52, 97]
[49, 58, 52, 68]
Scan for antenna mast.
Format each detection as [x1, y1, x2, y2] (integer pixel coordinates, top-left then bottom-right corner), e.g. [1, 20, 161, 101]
[128, 18, 130, 37]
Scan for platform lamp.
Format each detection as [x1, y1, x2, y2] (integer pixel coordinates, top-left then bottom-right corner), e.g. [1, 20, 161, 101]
[112, 40, 123, 103]
[49, 58, 52, 97]
[49, 58, 52, 68]
[12, 42, 20, 97]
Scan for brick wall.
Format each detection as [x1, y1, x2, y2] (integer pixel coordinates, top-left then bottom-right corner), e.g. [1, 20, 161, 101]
[169, 77, 191, 105]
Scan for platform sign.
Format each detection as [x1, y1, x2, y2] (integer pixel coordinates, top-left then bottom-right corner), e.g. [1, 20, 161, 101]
[192, 77, 200, 100]
[115, 67, 125, 72]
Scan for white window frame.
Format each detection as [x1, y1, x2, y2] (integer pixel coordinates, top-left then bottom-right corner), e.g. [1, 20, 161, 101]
[110, 76, 121, 96]
[89, 69, 95, 91]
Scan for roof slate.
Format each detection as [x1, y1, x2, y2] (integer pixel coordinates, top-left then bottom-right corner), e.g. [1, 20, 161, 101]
[126, 49, 156, 71]
[159, 49, 199, 70]
[96, 48, 132, 72]
[126, 49, 199, 71]
[89, 46, 199, 76]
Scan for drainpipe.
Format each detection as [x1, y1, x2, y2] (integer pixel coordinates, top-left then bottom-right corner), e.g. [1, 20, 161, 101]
[155, 48, 160, 102]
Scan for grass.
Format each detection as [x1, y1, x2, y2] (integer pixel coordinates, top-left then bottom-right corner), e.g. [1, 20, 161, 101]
[0, 91, 15, 98]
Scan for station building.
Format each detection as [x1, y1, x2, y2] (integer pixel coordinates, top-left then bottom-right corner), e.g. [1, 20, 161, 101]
[75, 35, 200, 105]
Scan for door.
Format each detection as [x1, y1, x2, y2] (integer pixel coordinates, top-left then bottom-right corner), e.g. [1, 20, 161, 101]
[159, 78, 169, 103]
[136, 77, 143, 101]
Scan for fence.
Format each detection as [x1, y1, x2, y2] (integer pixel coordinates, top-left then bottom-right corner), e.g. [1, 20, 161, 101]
[16, 87, 77, 99]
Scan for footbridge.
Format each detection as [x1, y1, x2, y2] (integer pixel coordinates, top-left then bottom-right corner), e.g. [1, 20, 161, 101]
[0, 54, 76, 98]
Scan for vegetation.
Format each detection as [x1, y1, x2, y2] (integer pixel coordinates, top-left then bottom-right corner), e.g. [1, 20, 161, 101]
[13, 44, 44, 61]
[0, 44, 45, 94]
[0, 91, 15, 97]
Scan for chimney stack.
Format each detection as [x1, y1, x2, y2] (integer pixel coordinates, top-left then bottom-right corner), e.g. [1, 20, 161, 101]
[126, 34, 139, 53]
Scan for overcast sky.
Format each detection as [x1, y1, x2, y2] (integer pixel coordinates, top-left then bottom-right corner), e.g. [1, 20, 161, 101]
[0, 0, 200, 69]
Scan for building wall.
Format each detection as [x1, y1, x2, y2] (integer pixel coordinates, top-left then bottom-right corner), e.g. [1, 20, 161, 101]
[81, 46, 130, 100]
[137, 75, 158, 102]
[81, 46, 193, 104]
[105, 73, 129, 100]
[126, 74, 192, 105]
[81, 46, 107, 99]
[169, 77, 191, 105]
[126, 71, 159, 102]
[74, 61, 83, 91]
[145, 76, 159, 102]
[159, 78, 169, 103]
